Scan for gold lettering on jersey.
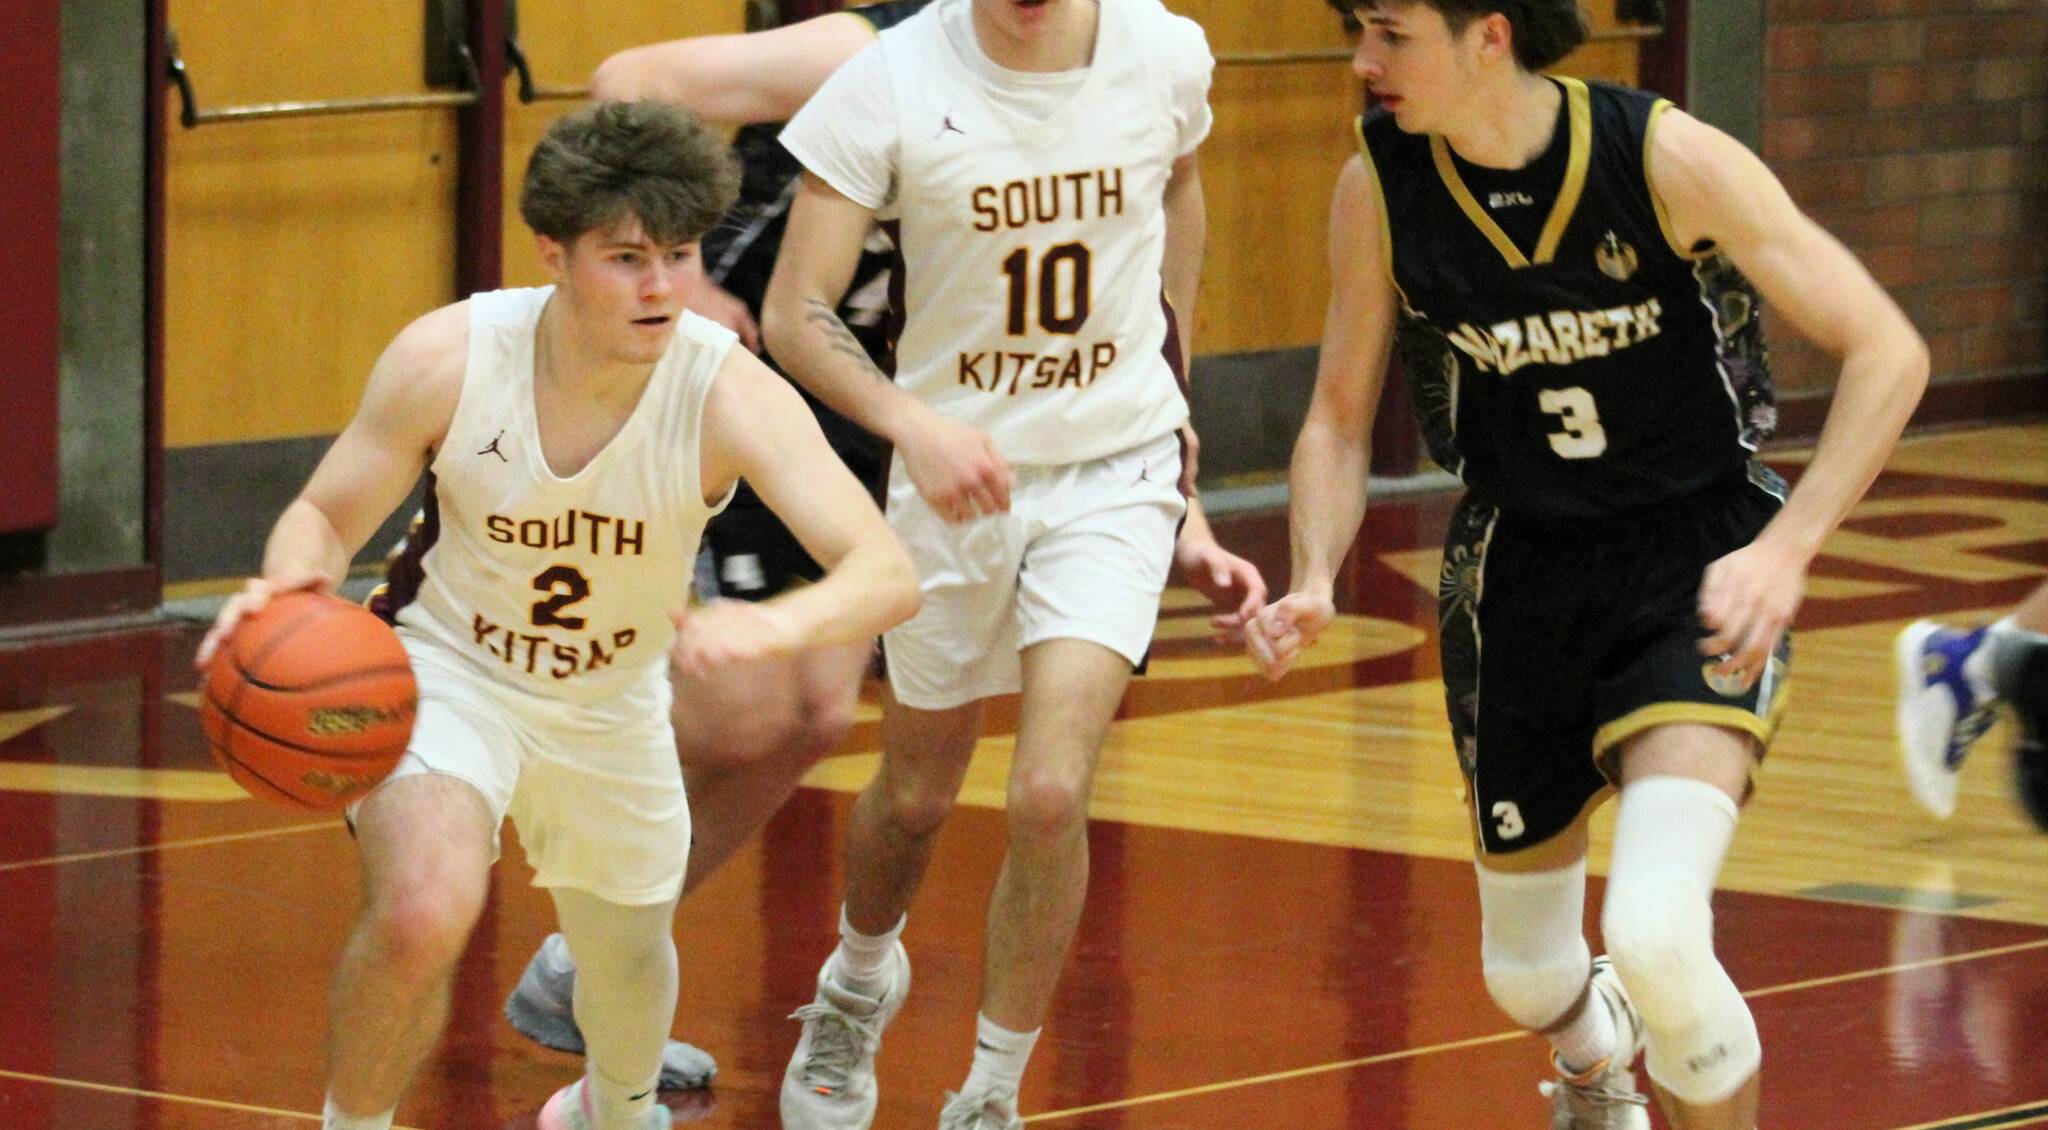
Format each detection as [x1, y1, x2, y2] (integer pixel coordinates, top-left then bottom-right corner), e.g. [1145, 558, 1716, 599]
[472, 612, 641, 680]
[971, 169, 1127, 232]
[957, 342, 1117, 395]
[484, 509, 644, 557]
[1449, 298, 1663, 376]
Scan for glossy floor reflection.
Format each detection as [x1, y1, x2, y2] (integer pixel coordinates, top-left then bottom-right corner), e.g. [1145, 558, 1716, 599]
[0, 424, 2044, 1128]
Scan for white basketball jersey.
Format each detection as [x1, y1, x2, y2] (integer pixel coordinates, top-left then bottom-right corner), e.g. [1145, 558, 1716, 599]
[781, 0, 1214, 465]
[386, 288, 733, 716]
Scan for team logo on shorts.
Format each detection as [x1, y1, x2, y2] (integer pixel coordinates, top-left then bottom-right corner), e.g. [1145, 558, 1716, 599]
[1701, 658, 1749, 698]
[1596, 231, 1639, 281]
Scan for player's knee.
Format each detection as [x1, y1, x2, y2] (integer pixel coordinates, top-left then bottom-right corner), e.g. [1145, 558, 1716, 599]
[791, 696, 858, 764]
[878, 773, 958, 840]
[366, 876, 486, 980]
[1601, 879, 1717, 1032]
[1005, 767, 1089, 849]
[1482, 947, 1590, 1032]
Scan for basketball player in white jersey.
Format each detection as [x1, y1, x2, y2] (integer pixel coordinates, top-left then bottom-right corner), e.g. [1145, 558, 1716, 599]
[763, 1, 1260, 1126]
[195, 102, 919, 1130]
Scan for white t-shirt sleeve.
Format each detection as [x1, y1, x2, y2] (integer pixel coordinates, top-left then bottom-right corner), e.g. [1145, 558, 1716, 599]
[779, 41, 899, 210]
[1165, 16, 1216, 156]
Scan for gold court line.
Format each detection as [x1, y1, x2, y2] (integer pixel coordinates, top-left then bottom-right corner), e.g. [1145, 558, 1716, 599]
[0, 819, 338, 873]
[0, 1067, 425, 1129]
[1893, 1099, 2048, 1130]
[1025, 937, 2048, 1123]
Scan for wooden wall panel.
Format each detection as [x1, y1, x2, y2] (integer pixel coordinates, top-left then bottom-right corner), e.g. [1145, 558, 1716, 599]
[500, 2, 747, 287]
[163, 2, 459, 447]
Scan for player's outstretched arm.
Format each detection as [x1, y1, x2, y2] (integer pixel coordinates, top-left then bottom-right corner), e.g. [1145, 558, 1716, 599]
[1246, 156, 1398, 681]
[673, 348, 921, 676]
[1651, 110, 1930, 686]
[765, 172, 1013, 523]
[197, 304, 465, 667]
[589, 11, 882, 125]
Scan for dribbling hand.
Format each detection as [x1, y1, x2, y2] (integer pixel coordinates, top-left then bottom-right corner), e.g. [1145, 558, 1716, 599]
[193, 570, 336, 670]
[1243, 592, 1337, 682]
[900, 412, 1014, 525]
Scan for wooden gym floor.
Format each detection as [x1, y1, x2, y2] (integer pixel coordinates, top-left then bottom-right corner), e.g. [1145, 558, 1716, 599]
[0, 422, 2043, 1129]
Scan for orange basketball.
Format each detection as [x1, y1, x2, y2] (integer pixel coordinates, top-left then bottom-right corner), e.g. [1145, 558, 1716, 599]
[200, 589, 418, 811]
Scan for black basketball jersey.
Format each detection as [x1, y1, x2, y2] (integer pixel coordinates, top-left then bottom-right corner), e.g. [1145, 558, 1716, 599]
[700, 0, 933, 463]
[1359, 77, 1775, 522]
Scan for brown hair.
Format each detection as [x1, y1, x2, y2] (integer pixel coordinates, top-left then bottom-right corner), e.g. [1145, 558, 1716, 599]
[519, 101, 739, 247]
[1325, 0, 1589, 71]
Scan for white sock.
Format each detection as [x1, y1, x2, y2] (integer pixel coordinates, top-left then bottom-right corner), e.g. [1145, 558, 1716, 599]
[1552, 987, 1619, 1075]
[323, 1096, 395, 1130]
[586, 1068, 659, 1130]
[961, 1013, 1040, 1098]
[830, 905, 906, 999]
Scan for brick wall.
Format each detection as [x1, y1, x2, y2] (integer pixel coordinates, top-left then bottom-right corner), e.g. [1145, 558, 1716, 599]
[1758, 5, 2047, 397]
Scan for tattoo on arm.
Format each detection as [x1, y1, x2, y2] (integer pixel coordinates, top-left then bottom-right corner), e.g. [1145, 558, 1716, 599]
[804, 299, 890, 384]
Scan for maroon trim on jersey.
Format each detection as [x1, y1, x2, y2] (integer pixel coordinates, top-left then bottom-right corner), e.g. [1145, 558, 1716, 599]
[369, 473, 439, 625]
[880, 219, 906, 378]
[1158, 291, 1190, 397]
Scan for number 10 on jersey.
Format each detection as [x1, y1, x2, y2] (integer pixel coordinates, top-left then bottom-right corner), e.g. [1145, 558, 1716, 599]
[1002, 243, 1092, 335]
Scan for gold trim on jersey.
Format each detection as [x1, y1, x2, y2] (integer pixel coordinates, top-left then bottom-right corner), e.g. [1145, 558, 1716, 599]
[1467, 782, 1615, 870]
[1427, 76, 1591, 270]
[1351, 116, 1407, 305]
[1590, 680, 1792, 761]
[1644, 99, 1704, 260]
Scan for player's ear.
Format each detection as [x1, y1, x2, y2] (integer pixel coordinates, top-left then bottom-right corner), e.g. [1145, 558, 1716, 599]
[535, 233, 569, 281]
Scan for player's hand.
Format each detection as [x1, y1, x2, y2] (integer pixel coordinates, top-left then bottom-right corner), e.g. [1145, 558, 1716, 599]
[684, 277, 762, 353]
[1244, 591, 1337, 682]
[1177, 423, 1202, 499]
[194, 570, 335, 671]
[899, 411, 1014, 524]
[668, 600, 802, 678]
[1175, 532, 1267, 643]
[1696, 537, 1807, 692]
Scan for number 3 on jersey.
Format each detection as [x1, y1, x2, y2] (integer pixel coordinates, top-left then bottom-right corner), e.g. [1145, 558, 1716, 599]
[1538, 386, 1608, 459]
[1002, 243, 1092, 335]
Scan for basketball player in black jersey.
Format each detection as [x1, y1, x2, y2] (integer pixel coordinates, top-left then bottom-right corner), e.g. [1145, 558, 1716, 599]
[1248, 3, 1928, 1128]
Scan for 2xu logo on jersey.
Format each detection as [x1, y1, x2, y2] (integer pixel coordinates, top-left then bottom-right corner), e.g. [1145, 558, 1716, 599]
[474, 508, 645, 680]
[964, 166, 1127, 397]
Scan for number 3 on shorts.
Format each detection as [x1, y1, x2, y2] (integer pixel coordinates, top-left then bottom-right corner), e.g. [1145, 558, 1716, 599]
[1539, 387, 1608, 459]
[1491, 800, 1526, 841]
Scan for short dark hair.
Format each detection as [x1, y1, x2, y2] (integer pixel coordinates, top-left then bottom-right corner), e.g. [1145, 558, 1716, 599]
[1326, 0, 1589, 71]
[519, 101, 740, 248]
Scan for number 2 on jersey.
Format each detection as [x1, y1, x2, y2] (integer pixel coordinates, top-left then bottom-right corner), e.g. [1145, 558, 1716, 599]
[1538, 387, 1608, 459]
[531, 565, 591, 630]
[1002, 243, 1092, 335]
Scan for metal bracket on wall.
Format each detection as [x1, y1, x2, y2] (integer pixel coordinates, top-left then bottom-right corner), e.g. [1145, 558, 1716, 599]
[165, 24, 478, 128]
[503, 0, 588, 103]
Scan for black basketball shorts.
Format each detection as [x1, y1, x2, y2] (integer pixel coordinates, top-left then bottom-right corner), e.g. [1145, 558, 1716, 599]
[1438, 464, 1793, 859]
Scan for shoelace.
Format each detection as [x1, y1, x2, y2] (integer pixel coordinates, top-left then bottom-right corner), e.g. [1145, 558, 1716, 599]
[1950, 701, 2000, 764]
[940, 1089, 1018, 1130]
[789, 1000, 881, 1091]
[1540, 1076, 1652, 1114]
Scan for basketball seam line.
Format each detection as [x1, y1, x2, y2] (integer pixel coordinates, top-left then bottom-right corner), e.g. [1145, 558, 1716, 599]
[230, 661, 416, 696]
[203, 734, 303, 805]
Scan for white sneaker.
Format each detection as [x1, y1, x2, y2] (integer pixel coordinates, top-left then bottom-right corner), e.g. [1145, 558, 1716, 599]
[1896, 621, 2001, 819]
[1541, 957, 1651, 1130]
[780, 943, 911, 1129]
[536, 1079, 672, 1130]
[939, 1087, 1022, 1130]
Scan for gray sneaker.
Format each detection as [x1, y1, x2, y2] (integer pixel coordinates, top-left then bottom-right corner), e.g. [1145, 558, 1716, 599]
[939, 1087, 1023, 1130]
[1540, 957, 1651, 1130]
[505, 933, 718, 1090]
[780, 943, 911, 1129]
